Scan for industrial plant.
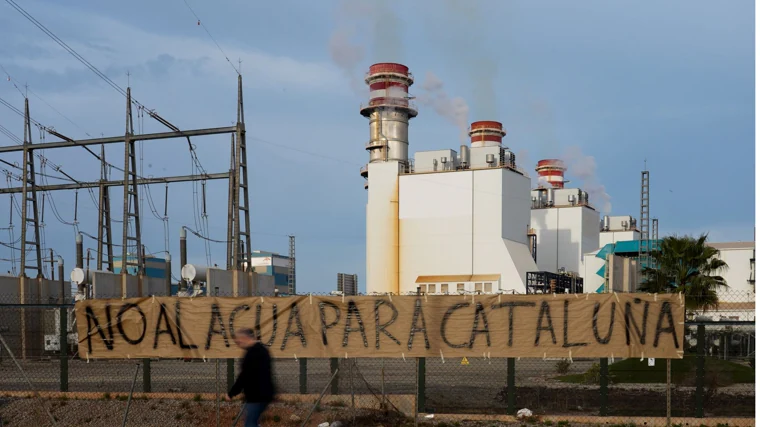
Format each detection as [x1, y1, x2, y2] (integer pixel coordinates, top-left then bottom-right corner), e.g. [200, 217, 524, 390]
[358, 62, 754, 318]
[0, 61, 753, 324]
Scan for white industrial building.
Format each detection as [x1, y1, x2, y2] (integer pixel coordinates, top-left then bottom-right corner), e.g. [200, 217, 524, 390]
[360, 62, 756, 301]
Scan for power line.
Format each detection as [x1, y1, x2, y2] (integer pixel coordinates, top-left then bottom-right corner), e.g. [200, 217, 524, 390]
[180, 0, 240, 76]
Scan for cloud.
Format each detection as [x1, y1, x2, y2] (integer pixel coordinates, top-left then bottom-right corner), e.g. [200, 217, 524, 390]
[3, 4, 341, 93]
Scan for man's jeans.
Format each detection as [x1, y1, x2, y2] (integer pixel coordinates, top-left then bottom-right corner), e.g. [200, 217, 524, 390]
[245, 402, 267, 427]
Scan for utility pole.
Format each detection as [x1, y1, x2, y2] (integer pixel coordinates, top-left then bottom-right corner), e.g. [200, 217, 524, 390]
[288, 235, 296, 294]
[232, 75, 252, 271]
[97, 144, 114, 271]
[19, 97, 42, 278]
[226, 133, 235, 269]
[121, 87, 143, 274]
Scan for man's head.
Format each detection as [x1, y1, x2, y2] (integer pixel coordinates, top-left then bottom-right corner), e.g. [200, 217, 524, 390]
[234, 328, 258, 349]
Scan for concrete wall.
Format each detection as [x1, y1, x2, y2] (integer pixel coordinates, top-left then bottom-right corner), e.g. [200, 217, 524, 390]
[398, 168, 536, 294]
[711, 243, 754, 300]
[413, 149, 457, 173]
[599, 230, 639, 248]
[366, 161, 402, 294]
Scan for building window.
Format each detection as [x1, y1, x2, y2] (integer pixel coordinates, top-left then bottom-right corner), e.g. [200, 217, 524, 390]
[484, 282, 493, 293]
[475, 283, 483, 293]
[428, 284, 436, 294]
[457, 283, 465, 293]
[441, 283, 449, 294]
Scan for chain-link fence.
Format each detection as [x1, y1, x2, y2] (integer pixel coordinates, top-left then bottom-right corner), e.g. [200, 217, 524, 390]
[0, 289, 754, 426]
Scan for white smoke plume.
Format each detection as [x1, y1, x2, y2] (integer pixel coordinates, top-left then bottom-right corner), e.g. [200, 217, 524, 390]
[562, 146, 612, 214]
[328, 0, 370, 95]
[435, 0, 499, 119]
[417, 72, 470, 142]
[329, 0, 405, 97]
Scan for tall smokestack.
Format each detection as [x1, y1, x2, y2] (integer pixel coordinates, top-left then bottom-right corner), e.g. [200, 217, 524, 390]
[468, 121, 506, 148]
[360, 63, 417, 180]
[536, 159, 566, 189]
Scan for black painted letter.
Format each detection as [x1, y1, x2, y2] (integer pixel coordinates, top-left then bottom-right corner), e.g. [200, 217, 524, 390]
[534, 301, 557, 346]
[653, 302, 679, 349]
[281, 303, 307, 350]
[563, 300, 588, 348]
[176, 300, 198, 349]
[154, 302, 177, 349]
[441, 303, 469, 349]
[407, 298, 430, 350]
[374, 299, 400, 349]
[117, 303, 146, 345]
[491, 302, 536, 346]
[624, 298, 649, 345]
[592, 302, 615, 344]
[205, 303, 229, 350]
[342, 301, 368, 348]
[319, 301, 341, 346]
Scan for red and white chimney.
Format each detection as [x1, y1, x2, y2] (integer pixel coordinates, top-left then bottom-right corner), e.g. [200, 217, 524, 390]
[468, 121, 506, 148]
[536, 159, 566, 189]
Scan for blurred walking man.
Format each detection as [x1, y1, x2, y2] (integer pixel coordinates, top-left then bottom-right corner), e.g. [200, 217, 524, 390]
[227, 328, 275, 427]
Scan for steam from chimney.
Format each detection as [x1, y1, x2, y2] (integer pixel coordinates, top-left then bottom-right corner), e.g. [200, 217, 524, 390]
[417, 72, 470, 142]
[434, 0, 499, 119]
[562, 146, 612, 214]
[329, 0, 369, 95]
[329, 0, 404, 96]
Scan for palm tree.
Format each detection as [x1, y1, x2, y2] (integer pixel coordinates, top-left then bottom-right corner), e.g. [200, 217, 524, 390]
[639, 233, 728, 313]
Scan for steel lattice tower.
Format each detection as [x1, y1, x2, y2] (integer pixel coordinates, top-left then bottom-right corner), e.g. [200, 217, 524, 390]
[19, 98, 42, 278]
[97, 144, 114, 271]
[638, 170, 650, 280]
[288, 235, 295, 294]
[121, 88, 143, 274]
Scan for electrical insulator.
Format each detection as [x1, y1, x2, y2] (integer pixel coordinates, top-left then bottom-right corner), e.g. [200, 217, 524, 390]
[197, 20, 201, 25]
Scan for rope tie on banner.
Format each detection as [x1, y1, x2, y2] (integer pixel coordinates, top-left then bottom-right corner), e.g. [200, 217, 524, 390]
[543, 352, 546, 360]
[424, 293, 427, 302]
[498, 294, 501, 303]
[440, 349, 444, 363]
[568, 350, 573, 363]
[613, 292, 620, 303]
[654, 294, 658, 301]
[574, 293, 578, 298]
[640, 352, 644, 361]
[402, 353, 406, 362]
[152, 295, 155, 304]
[260, 296, 264, 303]
[553, 293, 556, 298]
[610, 353, 614, 363]
[487, 352, 491, 364]
[342, 293, 345, 303]
[293, 354, 298, 361]
[309, 293, 312, 305]
[388, 293, 392, 302]
[586, 293, 589, 300]
[344, 352, 348, 359]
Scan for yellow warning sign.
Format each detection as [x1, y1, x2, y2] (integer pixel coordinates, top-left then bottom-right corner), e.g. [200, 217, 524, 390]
[461, 357, 469, 366]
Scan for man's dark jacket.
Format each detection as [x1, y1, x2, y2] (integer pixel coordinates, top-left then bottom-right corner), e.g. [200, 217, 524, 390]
[228, 342, 275, 403]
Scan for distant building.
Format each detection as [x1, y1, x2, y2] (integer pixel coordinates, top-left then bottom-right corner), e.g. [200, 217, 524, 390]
[337, 273, 359, 295]
[250, 251, 290, 294]
[113, 255, 168, 278]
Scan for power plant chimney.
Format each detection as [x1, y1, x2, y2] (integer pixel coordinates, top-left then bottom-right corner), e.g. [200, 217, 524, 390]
[536, 159, 566, 189]
[469, 121, 506, 148]
[360, 63, 418, 182]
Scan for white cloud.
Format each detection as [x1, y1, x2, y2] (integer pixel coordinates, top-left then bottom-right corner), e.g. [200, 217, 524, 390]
[3, 4, 342, 93]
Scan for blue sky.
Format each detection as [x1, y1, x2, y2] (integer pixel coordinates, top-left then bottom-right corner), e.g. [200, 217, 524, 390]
[0, 0, 754, 293]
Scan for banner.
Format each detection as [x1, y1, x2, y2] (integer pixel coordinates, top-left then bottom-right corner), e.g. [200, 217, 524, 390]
[75, 293, 684, 359]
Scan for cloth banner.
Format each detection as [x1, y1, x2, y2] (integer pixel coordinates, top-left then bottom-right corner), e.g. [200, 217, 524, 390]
[75, 293, 684, 359]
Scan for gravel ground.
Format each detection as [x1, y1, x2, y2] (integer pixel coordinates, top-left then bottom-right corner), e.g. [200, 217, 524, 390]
[0, 396, 615, 427]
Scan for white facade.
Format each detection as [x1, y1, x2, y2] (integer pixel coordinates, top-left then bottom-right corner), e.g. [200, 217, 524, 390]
[530, 187, 600, 278]
[709, 241, 755, 299]
[396, 167, 536, 294]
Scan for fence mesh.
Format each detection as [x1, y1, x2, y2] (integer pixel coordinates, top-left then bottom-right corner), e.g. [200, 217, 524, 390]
[0, 289, 754, 426]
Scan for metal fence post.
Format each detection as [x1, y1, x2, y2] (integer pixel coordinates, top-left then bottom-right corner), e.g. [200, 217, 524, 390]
[142, 358, 151, 393]
[695, 324, 705, 418]
[330, 358, 339, 395]
[506, 357, 516, 414]
[416, 357, 426, 413]
[299, 358, 307, 394]
[227, 358, 235, 390]
[599, 358, 609, 416]
[59, 307, 68, 392]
